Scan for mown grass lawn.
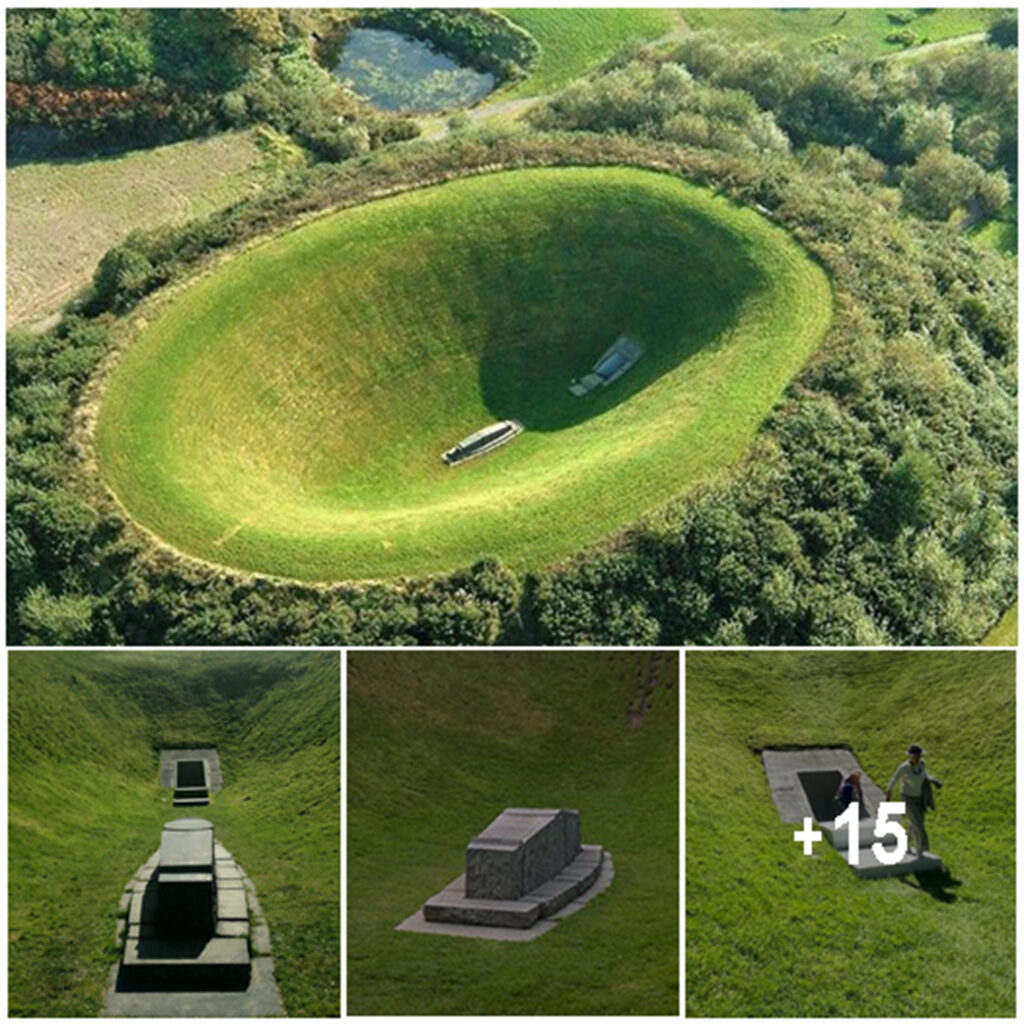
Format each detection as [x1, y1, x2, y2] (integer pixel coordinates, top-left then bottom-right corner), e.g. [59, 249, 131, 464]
[687, 650, 1015, 1018]
[8, 651, 340, 1018]
[682, 8, 998, 57]
[500, 8, 680, 97]
[347, 650, 678, 1015]
[95, 165, 831, 582]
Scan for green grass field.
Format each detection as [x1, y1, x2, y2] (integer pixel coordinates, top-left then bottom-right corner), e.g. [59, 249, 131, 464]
[347, 650, 678, 1014]
[95, 166, 831, 582]
[983, 600, 1018, 645]
[972, 202, 1018, 258]
[6, 129, 281, 327]
[500, 8, 680, 97]
[682, 8, 998, 57]
[687, 650, 1015, 1018]
[8, 651, 340, 1017]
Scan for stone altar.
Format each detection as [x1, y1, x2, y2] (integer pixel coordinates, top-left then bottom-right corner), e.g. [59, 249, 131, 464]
[415, 808, 609, 934]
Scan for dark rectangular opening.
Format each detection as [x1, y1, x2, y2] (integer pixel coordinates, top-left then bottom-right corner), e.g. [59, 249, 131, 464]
[796, 769, 868, 822]
[176, 760, 206, 788]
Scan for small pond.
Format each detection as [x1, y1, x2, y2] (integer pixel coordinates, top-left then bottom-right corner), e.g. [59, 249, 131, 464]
[333, 27, 496, 114]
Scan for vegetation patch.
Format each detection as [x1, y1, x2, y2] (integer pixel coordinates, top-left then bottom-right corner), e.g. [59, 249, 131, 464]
[501, 8, 680, 97]
[687, 650, 1014, 1017]
[93, 165, 831, 581]
[8, 651, 340, 1017]
[682, 8, 999, 57]
[347, 650, 678, 1014]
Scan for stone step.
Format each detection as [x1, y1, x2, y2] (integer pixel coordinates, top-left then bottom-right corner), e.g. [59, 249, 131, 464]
[851, 849, 943, 879]
[422, 845, 605, 929]
[173, 797, 210, 807]
[526, 845, 604, 917]
[424, 889, 541, 928]
[820, 818, 879, 851]
[121, 936, 250, 991]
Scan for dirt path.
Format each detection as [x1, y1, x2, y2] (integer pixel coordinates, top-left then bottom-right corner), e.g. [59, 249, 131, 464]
[883, 31, 987, 61]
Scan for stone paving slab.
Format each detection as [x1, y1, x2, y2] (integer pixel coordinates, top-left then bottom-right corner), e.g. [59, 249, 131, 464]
[398, 853, 614, 942]
[102, 956, 284, 1017]
[217, 887, 249, 922]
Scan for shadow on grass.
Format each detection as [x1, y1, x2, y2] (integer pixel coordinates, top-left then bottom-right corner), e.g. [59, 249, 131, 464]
[475, 229, 755, 433]
[899, 866, 962, 903]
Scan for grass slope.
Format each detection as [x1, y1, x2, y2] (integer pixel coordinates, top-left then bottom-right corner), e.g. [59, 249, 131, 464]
[500, 9, 679, 97]
[8, 650, 339, 1017]
[682, 8, 999, 57]
[686, 650, 1015, 1018]
[6, 129, 274, 327]
[982, 600, 1017, 645]
[347, 650, 678, 1015]
[96, 166, 831, 582]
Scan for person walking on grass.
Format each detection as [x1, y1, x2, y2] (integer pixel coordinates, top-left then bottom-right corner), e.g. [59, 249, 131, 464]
[885, 743, 942, 856]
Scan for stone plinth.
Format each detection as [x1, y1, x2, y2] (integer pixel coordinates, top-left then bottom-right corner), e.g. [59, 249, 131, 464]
[466, 808, 581, 899]
[158, 819, 215, 937]
[419, 808, 608, 937]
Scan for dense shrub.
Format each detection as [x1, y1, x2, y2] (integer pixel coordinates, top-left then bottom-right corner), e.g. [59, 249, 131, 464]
[5, 7, 416, 161]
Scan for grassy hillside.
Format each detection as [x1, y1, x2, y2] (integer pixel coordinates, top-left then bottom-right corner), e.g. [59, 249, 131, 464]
[8, 650, 340, 1017]
[347, 650, 678, 1015]
[687, 650, 1014, 1018]
[983, 601, 1018, 645]
[501, 8, 680, 97]
[6, 129, 280, 328]
[95, 166, 831, 582]
[682, 8, 999, 57]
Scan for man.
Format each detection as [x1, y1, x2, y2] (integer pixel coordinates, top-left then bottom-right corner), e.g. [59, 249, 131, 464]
[885, 743, 941, 856]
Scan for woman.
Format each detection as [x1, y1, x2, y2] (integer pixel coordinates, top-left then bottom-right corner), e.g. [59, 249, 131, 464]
[835, 770, 867, 813]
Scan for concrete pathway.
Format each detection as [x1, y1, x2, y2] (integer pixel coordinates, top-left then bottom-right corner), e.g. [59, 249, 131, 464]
[763, 747, 943, 879]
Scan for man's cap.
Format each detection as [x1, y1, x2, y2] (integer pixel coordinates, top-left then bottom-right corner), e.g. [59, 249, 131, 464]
[907, 743, 924, 755]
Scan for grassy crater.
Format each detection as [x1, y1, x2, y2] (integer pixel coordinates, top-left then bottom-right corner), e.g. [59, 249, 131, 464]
[95, 166, 832, 581]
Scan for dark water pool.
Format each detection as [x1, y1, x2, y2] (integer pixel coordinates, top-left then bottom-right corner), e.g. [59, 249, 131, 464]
[333, 27, 496, 113]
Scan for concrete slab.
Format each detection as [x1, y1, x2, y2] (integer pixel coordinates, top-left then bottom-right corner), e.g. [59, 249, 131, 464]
[765, 748, 943, 878]
[216, 919, 250, 939]
[160, 819, 214, 872]
[102, 956, 284, 1017]
[762, 748, 884, 824]
[849, 849, 943, 879]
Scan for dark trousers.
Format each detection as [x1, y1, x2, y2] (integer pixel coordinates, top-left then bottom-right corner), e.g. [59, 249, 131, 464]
[905, 796, 928, 852]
